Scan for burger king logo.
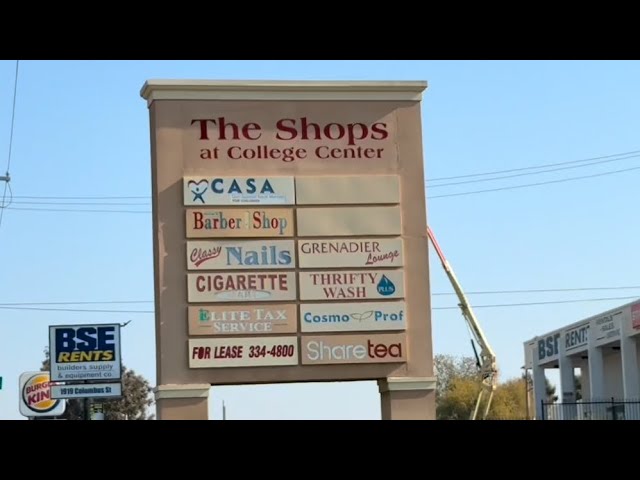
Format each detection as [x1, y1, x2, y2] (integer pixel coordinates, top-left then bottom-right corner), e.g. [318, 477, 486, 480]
[22, 373, 60, 413]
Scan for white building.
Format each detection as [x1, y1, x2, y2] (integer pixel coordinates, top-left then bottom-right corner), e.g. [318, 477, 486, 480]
[523, 299, 640, 420]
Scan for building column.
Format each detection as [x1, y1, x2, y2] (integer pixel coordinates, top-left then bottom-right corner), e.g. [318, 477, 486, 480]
[588, 345, 605, 401]
[532, 365, 547, 419]
[154, 384, 210, 420]
[621, 335, 640, 419]
[558, 355, 577, 420]
[378, 377, 436, 420]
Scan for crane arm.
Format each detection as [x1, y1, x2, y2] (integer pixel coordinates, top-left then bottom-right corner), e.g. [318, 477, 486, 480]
[427, 226, 498, 420]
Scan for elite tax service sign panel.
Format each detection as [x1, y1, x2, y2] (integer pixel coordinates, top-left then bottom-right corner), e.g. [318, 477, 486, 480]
[49, 324, 122, 382]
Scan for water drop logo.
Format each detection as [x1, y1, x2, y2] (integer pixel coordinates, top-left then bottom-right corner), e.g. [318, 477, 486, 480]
[377, 275, 396, 296]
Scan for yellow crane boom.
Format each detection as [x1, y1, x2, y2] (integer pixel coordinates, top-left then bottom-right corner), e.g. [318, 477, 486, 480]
[427, 226, 498, 420]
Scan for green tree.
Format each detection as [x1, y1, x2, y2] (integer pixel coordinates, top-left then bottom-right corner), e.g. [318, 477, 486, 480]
[434, 354, 478, 407]
[41, 347, 154, 420]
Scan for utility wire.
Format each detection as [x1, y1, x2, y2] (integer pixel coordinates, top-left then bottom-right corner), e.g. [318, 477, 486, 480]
[427, 153, 640, 189]
[427, 149, 640, 182]
[429, 164, 640, 199]
[0, 59, 19, 231]
[3, 285, 640, 307]
[0, 295, 638, 313]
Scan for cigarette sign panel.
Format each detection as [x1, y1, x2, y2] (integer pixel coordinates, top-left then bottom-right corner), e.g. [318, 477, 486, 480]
[187, 239, 295, 270]
[189, 336, 299, 368]
[185, 208, 294, 238]
[301, 333, 407, 365]
[184, 176, 295, 206]
[188, 304, 298, 336]
[298, 238, 403, 269]
[187, 272, 297, 302]
[300, 301, 407, 333]
[298, 270, 404, 301]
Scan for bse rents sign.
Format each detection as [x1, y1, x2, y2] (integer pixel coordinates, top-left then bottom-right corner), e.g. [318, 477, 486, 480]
[49, 324, 122, 382]
[141, 80, 434, 420]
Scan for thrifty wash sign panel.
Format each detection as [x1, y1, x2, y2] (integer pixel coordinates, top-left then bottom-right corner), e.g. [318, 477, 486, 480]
[183, 176, 295, 206]
[298, 270, 404, 300]
[48, 324, 121, 382]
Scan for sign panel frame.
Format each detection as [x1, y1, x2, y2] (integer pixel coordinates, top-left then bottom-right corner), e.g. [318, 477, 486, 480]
[300, 333, 408, 366]
[298, 269, 405, 301]
[187, 272, 297, 303]
[186, 207, 295, 238]
[48, 323, 122, 382]
[300, 301, 407, 333]
[189, 304, 298, 336]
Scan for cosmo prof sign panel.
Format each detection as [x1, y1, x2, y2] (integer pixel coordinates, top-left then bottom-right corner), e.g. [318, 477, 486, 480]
[189, 336, 298, 368]
[183, 176, 295, 206]
[188, 304, 298, 336]
[300, 302, 406, 333]
[49, 324, 122, 382]
[187, 239, 295, 270]
[19, 371, 66, 417]
[186, 208, 294, 238]
[298, 238, 403, 269]
[187, 272, 297, 302]
[298, 270, 404, 300]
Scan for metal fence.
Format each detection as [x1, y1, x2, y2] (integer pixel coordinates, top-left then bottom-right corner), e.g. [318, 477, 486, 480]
[541, 398, 640, 420]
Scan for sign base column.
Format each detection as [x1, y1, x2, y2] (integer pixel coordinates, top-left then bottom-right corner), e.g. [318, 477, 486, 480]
[378, 377, 436, 420]
[154, 384, 210, 420]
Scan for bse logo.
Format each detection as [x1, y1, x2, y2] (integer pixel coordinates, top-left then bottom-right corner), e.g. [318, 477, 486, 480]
[54, 325, 117, 363]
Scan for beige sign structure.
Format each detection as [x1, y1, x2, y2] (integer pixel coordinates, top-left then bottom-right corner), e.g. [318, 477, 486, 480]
[142, 80, 435, 420]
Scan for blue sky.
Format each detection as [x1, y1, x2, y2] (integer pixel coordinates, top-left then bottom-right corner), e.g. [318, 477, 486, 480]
[1, 60, 639, 420]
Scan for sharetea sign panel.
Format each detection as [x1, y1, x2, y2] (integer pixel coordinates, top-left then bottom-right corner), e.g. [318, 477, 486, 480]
[298, 238, 403, 269]
[185, 208, 294, 238]
[188, 304, 298, 336]
[187, 272, 297, 302]
[183, 176, 295, 206]
[300, 333, 407, 365]
[187, 239, 295, 270]
[298, 270, 405, 301]
[49, 324, 122, 382]
[189, 337, 299, 368]
[300, 301, 407, 333]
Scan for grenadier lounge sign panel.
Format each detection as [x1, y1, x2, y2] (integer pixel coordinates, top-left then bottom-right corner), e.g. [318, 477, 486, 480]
[298, 238, 403, 269]
[142, 80, 434, 420]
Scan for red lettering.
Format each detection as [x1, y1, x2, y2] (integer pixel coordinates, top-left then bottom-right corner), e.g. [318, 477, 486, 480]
[371, 123, 389, 140]
[196, 276, 206, 292]
[242, 123, 262, 140]
[301, 117, 322, 140]
[191, 119, 215, 140]
[347, 123, 368, 145]
[275, 118, 297, 140]
[193, 211, 204, 230]
[323, 123, 345, 140]
[367, 340, 402, 358]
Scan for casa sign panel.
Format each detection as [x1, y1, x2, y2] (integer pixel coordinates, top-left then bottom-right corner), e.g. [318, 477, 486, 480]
[188, 304, 298, 336]
[185, 208, 294, 238]
[189, 336, 299, 368]
[298, 270, 404, 301]
[187, 239, 295, 270]
[300, 301, 406, 333]
[298, 238, 403, 269]
[183, 176, 295, 206]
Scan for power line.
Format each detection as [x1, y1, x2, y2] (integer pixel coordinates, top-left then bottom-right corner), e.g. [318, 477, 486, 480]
[433, 295, 640, 310]
[0, 59, 19, 231]
[6, 206, 151, 214]
[11, 195, 150, 200]
[428, 164, 640, 199]
[427, 153, 640, 189]
[0, 295, 638, 314]
[427, 149, 640, 182]
[0, 300, 152, 306]
[432, 286, 640, 296]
